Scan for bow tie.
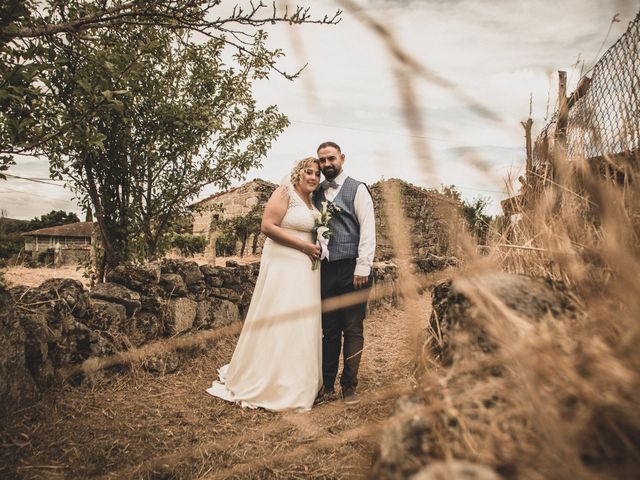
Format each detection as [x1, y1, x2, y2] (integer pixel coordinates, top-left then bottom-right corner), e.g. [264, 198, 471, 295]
[321, 180, 339, 190]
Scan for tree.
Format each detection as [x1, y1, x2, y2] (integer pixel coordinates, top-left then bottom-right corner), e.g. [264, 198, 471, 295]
[0, 1, 340, 164]
[1, 1, 340, 276]
[440, 185, 493, 245]
[27, 210, 80, 231]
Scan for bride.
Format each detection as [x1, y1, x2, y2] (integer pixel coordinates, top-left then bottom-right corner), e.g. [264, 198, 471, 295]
[206, 157, 323, 411]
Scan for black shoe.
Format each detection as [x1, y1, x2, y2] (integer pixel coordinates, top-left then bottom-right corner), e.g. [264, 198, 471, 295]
[342, 388, 360, 406]
[314, 386, 337, 405]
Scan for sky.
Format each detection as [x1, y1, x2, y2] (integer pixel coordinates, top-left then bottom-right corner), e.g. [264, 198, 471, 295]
[2, 0, 639, 219]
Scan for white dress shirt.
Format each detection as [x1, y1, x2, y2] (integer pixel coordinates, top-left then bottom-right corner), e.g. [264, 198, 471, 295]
[322, 170, 376, 277]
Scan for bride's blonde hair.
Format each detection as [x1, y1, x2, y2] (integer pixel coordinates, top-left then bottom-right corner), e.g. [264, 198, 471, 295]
[290, 157, 320, 185]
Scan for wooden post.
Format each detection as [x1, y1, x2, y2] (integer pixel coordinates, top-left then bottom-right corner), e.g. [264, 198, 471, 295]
[521, 117, 534, 183]
[553, 70, 569, 184]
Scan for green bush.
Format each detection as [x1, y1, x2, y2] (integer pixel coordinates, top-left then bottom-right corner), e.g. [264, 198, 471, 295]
[36, 248, 55, 265]
[169, 233, 207, 257]
[215, 230, 237, 257]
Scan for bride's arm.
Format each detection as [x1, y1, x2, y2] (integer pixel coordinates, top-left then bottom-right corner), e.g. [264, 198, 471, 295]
[261, 186, 321, 258]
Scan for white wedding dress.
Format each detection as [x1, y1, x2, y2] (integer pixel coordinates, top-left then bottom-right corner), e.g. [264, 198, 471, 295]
[206, 183, 322, 411]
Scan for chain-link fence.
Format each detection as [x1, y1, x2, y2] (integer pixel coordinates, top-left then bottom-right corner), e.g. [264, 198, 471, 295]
[532, 10, 640, 176]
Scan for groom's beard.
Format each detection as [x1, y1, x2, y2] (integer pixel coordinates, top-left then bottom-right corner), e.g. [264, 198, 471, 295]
[321, 166, 340, 180]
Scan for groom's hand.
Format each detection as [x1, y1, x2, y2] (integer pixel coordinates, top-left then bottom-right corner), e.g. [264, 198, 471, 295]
[353, 275, 369, 289]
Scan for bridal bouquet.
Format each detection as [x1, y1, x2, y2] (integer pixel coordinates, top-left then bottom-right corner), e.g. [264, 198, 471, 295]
[311, 201, 341, 270]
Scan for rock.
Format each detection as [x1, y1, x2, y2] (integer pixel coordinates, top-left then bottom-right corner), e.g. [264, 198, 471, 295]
[194, 298, 240, 329]
[413, 254, 459, 273]
[0, 285, 40, 413]
[164, 297, 197, 335]
[90, 282, 141, 316]
[225, 259, 239, 268]
[428, 272, 575, 365]
[160, 259, 202, 286]
[11, 278, 91, 320]
[105, 263, 161, 292]
[141, 351, 181, 374]
[87, 299, 128, 332]
[19, 312, 58, 389]
[208, 286, 243, 303]
[371, 395, 434, 479]
[159, 273, 188, 297]
[131, 312, 163, 346]
[181, 261, 203, 287]
[139, 287, 164, 314]
[410, 461, 502, 480]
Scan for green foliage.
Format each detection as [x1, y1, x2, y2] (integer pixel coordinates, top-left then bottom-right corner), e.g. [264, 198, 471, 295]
[215, 229, 238, 258]
[0, 209, 29, 259]
[36, 247, 54, 265]
[168, 233, 207, 257]
[211, 205, 264, 257]
[27, 210, 80, 231]
[0, 1, 338, 276]
[440, 185, 493, 245]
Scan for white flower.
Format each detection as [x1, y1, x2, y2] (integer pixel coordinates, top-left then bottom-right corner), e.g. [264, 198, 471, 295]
[316, 226, 330, 237]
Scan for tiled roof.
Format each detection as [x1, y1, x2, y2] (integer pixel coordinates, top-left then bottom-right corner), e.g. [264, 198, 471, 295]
[22, 221, 95, 238]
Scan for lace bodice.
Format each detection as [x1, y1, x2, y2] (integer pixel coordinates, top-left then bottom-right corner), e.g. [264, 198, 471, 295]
[280, 184, 317, 237]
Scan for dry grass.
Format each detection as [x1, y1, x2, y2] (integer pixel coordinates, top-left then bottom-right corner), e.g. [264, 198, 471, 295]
[1, 256, 261, 289]
[0, 295, 425, 479]
[2, 265, 90, 288]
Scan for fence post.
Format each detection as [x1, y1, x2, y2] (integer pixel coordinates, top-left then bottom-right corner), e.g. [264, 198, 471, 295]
[553, 70, 569, 185]
[521, 117, 533, 184]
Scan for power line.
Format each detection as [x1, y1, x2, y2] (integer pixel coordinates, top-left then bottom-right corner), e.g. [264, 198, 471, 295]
[4, 173, 66, 187]
[289, 119, 453, 142]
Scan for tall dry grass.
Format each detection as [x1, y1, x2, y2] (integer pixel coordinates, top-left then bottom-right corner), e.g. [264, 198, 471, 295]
[405, 144, 640, 478]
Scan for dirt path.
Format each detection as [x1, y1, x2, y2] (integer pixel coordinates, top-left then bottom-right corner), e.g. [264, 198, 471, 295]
[1, 296, 430, 479]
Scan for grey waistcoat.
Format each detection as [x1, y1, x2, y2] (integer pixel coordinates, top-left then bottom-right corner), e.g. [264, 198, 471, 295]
[313, 176, 363, 261]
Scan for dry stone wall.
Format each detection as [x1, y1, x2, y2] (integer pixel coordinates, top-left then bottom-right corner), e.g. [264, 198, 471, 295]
[1, 258, 406, 413]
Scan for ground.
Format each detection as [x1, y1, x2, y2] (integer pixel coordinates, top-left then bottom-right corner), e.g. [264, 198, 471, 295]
[2, 255, 261, 289]
[0, 295, 429, 479]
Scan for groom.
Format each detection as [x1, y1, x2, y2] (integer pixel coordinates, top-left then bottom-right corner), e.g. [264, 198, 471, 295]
[313, 141, 376, 406]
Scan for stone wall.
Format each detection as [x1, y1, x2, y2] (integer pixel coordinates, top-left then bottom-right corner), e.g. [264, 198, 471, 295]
[0, 258, 407, 413]
[369, 179, 462, 261]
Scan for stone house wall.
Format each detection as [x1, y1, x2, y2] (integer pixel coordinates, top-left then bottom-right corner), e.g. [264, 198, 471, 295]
[191, 180, 277, 258]
[369, 179, 463, 262]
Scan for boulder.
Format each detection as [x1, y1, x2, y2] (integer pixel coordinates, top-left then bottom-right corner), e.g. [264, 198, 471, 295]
[371, 395, 434, 479]
[90, 282, 141, 316]
[208, 286, 243, 303]
[164, 297, 197, 335]
[410, 462, 502, 480]
[428, 272, 575, 365]
[0, 285, 39, 413]
[105, 263, 161, 292]
[194, 298, 240, 329]
[159, 273, 188, 297]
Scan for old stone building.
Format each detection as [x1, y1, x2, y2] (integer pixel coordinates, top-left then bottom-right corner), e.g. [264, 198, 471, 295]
[190, 179, 277, 260]
[191, 177, 461, 265]
[21, 221, 95, 265]
[369, 179, 462, 262]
